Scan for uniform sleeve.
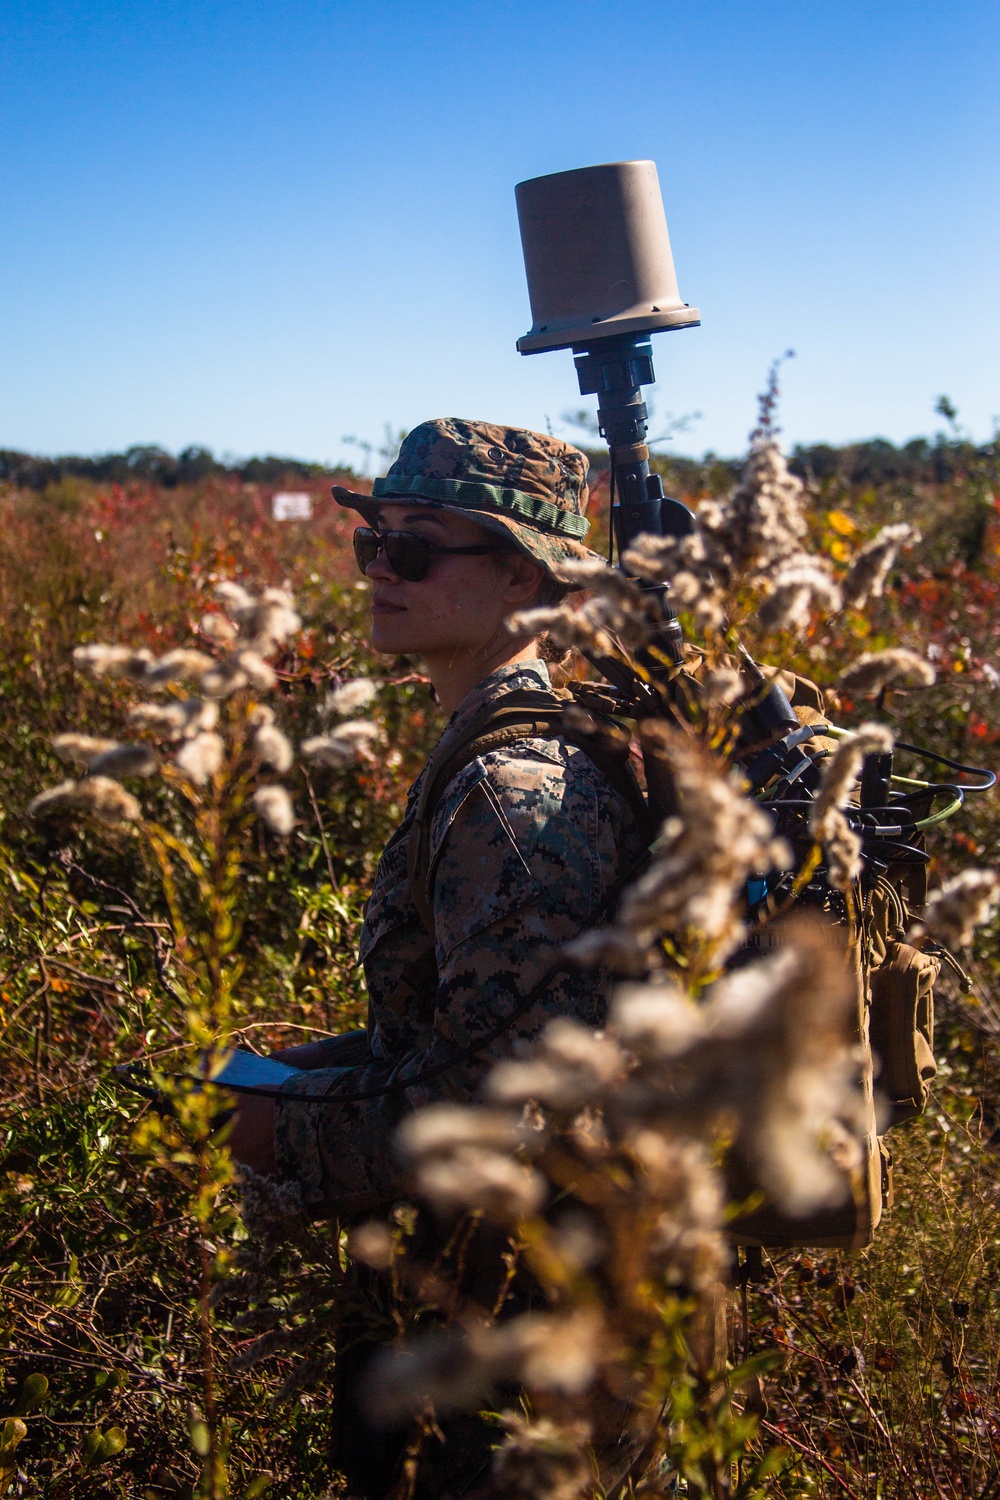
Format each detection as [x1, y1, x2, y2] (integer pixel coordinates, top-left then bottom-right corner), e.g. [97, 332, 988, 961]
[273, 744, 635, 1222]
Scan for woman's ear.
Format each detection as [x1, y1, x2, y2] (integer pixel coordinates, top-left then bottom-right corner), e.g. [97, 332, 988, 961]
[500, 550, 547, 605]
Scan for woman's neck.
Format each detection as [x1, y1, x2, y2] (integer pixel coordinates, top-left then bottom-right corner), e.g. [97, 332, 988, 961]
[425, 640, 541, 717]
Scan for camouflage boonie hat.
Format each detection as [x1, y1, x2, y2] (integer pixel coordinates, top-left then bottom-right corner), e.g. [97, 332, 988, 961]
[331, 417, 601, 574]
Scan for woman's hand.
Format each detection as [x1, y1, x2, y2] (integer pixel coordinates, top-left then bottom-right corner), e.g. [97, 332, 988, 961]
[271, 1041, 332, 1069]
[227, 1093, 277, 1175]
[227, 1042, 331, 1174]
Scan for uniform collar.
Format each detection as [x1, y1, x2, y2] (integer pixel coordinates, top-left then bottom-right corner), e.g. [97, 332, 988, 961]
[448, 658, 551, 729]
[401, 659, 552, 822]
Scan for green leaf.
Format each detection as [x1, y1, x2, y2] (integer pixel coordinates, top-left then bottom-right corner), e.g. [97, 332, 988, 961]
[189, 1419, 211, 1457]
[80, 1428, 105, 1468]
[726, 1349, 780, 1389]
[754, 1445, 791, 1479]
[81, 1425, 127, 1468]
[244, 1476, 272, 1499]
[100, 1427, 127, 1460]
[13, 1373, 48, 1416]
[0, 1419, 28, 1458]
[53, 1251, 83, 1308]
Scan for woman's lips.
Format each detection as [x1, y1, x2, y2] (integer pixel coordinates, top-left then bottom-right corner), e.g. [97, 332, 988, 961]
[371, 595, 406, 614]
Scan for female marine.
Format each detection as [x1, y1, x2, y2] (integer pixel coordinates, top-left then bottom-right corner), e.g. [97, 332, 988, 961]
[229, 418, 646, 1495]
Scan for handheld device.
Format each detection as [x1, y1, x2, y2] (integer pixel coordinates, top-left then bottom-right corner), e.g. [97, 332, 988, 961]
[115, 1048, 302, 1104]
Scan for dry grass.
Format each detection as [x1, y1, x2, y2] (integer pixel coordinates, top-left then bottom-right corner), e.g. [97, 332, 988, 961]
[0, 442, 999, 1497]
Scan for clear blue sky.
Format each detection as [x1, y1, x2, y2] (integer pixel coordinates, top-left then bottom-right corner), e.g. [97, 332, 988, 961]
[1, 0, 997, 465]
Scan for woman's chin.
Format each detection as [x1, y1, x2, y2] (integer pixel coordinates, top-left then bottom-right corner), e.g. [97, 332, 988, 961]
[370, 618, 421, 655]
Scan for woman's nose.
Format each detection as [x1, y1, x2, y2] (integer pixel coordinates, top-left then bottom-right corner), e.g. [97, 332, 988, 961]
[365, 546, 399, 581]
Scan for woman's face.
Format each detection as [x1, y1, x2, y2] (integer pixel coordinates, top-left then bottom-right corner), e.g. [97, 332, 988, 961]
[362, 502, 544, 662]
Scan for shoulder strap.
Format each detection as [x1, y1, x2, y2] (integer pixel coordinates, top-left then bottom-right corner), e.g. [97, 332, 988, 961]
[406, 686, 650, 936]
[406, 688, 566, 935]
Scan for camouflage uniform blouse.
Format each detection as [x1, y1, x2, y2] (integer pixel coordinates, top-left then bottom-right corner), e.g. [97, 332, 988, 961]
[273, 659, 646, 1221]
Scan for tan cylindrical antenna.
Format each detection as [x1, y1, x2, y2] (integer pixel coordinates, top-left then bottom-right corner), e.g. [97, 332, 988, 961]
[515, 160, 700, 354]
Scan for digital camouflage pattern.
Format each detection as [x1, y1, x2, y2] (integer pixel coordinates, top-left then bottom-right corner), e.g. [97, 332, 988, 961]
[331, 417, 603, 573]
[273, 660, 647, 1221]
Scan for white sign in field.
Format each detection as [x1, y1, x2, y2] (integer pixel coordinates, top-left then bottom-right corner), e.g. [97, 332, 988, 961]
[272, 491, 313, 521]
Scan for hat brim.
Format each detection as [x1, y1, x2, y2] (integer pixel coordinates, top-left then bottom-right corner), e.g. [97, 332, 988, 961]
[331, 484, 603, 576]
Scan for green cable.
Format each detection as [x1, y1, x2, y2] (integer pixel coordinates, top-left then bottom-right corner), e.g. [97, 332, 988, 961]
[911, 794, 963, 830]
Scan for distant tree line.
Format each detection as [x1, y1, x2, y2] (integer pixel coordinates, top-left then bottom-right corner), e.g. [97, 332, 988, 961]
[647, 432, 999, 495]
[0, 444, 358, 491]
[789, 435, 998, 487]
[1, 431, 996, 495]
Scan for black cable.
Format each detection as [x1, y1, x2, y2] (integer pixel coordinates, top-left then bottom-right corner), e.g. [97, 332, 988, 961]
[892, 740, 996, 791]
[861, 840, 930, 862]
[759, 798, 955, 824]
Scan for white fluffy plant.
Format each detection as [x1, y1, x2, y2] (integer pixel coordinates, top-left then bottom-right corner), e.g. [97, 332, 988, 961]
[30, 577, 384, 1060]
[31, 581, 305, 1025]
[26, 580, 335, 1500]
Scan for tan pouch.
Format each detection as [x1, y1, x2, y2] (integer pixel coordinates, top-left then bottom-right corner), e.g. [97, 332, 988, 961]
[868, 939, 939, 1125]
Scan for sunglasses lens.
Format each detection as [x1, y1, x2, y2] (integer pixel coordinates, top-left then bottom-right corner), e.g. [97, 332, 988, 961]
[383, 533, 430, 582]
[353, 527, 380, 574]
[353, 527, 432, 581]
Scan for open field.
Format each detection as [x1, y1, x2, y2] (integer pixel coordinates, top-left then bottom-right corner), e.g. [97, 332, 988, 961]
[2, 429, 1000, 1497]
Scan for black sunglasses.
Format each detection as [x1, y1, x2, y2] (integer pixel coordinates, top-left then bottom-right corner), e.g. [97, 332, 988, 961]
[352, 525, 502, 583]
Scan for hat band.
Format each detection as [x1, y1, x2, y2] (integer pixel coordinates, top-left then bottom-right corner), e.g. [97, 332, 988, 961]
[370, 474, 590, 540]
